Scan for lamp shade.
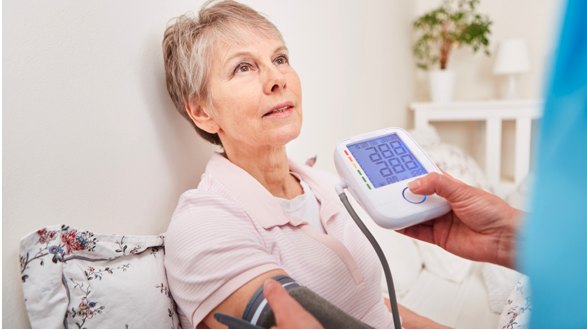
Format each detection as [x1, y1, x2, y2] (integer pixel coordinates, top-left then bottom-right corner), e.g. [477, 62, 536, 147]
[493, 39, 531, 74]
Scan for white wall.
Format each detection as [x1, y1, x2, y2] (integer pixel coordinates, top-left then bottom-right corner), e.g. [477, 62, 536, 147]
[413, 0, 561, 180]
[2, 1, 416, 328]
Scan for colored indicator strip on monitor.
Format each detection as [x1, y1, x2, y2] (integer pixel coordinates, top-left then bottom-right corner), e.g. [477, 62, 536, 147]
[366, 184, 372, 190]
[344, 150, 349, 156]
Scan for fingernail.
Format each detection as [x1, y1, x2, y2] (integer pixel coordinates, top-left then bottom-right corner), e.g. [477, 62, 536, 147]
[408, 179, 420, 190]
[264, 279, 276, 291]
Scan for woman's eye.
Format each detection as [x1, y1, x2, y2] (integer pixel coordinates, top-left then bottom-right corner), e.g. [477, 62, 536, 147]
[234, 63, 252, 74]
[275, 56, 288, 65]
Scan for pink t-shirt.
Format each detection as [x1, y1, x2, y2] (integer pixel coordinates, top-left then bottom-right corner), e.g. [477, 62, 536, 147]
[164, 153, 394, 328]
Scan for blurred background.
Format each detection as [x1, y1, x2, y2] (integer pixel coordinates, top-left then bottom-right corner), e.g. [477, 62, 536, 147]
[3, 0, 561, 328]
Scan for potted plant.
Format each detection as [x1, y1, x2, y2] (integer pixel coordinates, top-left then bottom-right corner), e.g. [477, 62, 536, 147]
[413, 0, 492, 103]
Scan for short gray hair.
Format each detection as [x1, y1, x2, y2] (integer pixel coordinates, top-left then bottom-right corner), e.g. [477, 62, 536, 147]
[162, 0, 284, 147]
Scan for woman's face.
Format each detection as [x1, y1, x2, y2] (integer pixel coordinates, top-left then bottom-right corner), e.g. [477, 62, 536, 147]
[203, 30, 302, 151]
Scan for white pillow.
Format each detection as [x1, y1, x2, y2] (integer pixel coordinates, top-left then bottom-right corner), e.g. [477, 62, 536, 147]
[505, 174, 534, 211]
[20, 224, 180, 329]
[408, 126, 493, 193]
[347, 197, 424, 299]
[378, 230, 425, 299]
[415, 241, 473, 284]
[482, 263, 524, 314]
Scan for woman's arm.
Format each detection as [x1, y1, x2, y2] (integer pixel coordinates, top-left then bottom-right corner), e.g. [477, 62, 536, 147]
[203, 269, 289, 329]
[164, 194, 289, 329]
[263, 279, 324, 329]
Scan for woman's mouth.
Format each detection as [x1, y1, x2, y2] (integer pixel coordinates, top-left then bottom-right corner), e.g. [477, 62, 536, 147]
[263, 103, 294, 117]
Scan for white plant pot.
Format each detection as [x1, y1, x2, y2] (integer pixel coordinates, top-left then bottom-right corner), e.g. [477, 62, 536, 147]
[429, 69, 455, 103]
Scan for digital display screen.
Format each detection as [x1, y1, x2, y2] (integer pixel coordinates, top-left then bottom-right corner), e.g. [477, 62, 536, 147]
[347, 133, 427, 188]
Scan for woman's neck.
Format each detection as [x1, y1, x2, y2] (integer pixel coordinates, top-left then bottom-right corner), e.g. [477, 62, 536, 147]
[222, 142, 303, 200]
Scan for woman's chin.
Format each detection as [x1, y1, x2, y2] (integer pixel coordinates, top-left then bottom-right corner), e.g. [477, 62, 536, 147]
[266, 125, 301, 147]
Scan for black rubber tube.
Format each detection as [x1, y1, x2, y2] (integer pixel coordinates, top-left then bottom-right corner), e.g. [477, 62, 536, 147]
[338, 192, 402, 329]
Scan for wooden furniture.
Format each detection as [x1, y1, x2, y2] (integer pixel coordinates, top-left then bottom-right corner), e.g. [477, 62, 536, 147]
[410, 100, 543, 197]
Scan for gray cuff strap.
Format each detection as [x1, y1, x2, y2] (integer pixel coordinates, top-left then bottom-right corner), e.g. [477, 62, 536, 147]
[242, 276, 372, 329]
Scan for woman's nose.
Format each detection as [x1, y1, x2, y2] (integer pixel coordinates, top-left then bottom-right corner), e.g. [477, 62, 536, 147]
[263, 66, 286, 94]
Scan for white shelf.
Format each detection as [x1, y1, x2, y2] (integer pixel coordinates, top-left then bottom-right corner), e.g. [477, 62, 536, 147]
[410, 100, 544, 198]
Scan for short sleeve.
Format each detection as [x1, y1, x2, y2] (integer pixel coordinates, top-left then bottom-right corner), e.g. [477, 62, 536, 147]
[164, 191, 281, 328]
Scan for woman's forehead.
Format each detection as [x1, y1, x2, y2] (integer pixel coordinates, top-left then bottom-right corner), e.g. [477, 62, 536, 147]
[215, 32, 286, 63]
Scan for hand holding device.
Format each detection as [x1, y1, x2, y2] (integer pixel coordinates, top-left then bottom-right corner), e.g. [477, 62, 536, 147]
[334, 128, 450, 230]
[399, 171, 523, 270]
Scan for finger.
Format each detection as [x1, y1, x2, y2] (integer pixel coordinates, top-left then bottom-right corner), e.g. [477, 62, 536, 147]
[397, 222, 435, 244]
[407, 172, 464, 201]
[263, 279, 308, 322]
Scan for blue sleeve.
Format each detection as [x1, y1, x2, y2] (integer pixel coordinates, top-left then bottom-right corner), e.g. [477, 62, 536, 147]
[519, 0, 587, 327]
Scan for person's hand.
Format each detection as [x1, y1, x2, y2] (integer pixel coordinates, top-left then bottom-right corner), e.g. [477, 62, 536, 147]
[397, 171, 523, 270]
[263, 279, 323, 329]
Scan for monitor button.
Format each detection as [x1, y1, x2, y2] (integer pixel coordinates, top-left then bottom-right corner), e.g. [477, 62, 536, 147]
[403, 187, 426, 204]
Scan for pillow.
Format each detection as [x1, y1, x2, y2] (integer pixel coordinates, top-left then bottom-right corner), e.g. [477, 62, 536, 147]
[408, 126, 493, 193]
[497, 276, 531, 329]
[415, 241, 473, 284]
[378, 230, 424, 299]
[19, 224, 180, 329]
[346, 196, 424, 299]
[505, 174, 534, 211]
[482, 263, 524, 314]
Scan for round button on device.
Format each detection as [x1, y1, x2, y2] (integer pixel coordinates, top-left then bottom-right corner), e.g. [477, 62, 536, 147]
[402, 187, 426, 204]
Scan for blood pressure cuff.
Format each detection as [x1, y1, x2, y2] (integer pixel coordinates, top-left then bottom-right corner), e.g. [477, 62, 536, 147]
[242, 275, 372, 329]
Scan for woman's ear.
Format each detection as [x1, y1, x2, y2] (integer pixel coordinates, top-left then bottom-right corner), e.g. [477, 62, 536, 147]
[185, 96, 220, 134]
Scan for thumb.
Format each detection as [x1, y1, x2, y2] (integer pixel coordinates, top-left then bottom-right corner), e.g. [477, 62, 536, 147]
[263, 279, 307, 321]
[407, 171, 465, 201]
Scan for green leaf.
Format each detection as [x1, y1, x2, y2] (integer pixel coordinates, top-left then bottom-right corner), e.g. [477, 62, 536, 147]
[412, 0, 492, 68]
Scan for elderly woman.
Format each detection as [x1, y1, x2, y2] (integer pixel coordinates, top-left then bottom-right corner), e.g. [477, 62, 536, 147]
[162, 1, 395, 328]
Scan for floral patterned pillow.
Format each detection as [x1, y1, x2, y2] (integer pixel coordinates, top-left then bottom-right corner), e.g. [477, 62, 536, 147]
[20, 224, 181, 329]
[498, 276, 531, 329]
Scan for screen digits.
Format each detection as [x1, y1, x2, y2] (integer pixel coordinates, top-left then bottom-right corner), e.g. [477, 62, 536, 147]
[401, 154, 418, 170]
[386, 176, 399, 184]
[347, 133, 428, 188]
[388, 158, 406, 173]
[366, 147, 382, 162]
[391, 141, 406, 155]
[378, 144, 394, 158]
[377, 160, 392, 177]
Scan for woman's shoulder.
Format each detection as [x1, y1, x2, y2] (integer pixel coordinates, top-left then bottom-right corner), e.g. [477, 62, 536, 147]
[165, 173, 272, 256]
[177, 173, 241, 204]
[169, 173, 249, 227]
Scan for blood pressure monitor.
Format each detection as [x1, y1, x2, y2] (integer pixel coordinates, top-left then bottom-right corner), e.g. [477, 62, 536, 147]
[334, 127, 451, 230]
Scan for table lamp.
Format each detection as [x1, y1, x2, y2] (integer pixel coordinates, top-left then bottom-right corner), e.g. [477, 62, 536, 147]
[493, 39, 531, 99]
